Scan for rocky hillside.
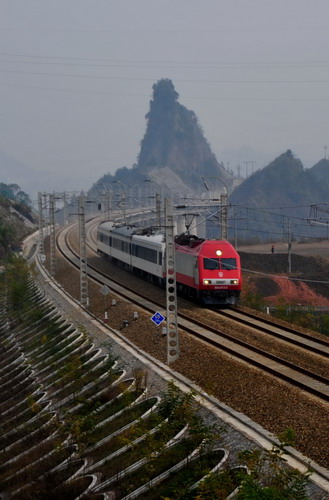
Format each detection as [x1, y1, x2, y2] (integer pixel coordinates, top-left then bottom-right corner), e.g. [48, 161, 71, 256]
[137, 79, 233, 191]
[0, 186, 36, 258]
[309, 157, 329, 185]
[231, 150, 328, 207]
[91, 79, 233, 198]
[229, 150, 329, 241]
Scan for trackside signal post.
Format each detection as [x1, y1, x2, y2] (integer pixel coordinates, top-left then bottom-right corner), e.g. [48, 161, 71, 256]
[165, 198, 179, 364]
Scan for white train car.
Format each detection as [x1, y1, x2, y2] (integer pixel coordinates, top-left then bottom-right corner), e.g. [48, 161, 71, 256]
[97, 222, 165, 284]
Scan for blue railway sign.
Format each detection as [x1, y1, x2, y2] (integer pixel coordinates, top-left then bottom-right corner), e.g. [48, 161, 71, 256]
[151, 311, 165, 326]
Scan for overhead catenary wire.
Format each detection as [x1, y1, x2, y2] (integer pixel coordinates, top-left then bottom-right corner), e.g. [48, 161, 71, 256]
[3, 50, 329, 68]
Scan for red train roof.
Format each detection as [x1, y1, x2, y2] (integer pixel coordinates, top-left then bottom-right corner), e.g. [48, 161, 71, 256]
[175, 239, 239, 258]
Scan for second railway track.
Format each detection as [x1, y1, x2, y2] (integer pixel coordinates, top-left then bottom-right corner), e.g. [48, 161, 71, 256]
[56, 220, 329, 403]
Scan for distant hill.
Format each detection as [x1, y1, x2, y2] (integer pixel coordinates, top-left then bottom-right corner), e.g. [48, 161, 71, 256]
[91, 79, 233, 199]
[308, 158, 329, 185]
[230, 150, 328, 206]
[0, 184, 36, 258]
[137, 79, 233, 191]
[229, 150, 329, 241]
[0, 182, 31, 207]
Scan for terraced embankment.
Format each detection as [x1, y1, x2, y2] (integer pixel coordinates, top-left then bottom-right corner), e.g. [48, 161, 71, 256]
[0, 260, 259, 499]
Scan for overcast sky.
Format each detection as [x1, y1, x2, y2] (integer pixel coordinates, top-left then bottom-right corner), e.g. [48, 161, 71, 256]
[1, 0, 329, 198]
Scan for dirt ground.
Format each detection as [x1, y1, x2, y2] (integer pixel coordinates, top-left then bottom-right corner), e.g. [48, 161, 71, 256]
[239, 241, 329, 306]
[239, 240, 329, 258]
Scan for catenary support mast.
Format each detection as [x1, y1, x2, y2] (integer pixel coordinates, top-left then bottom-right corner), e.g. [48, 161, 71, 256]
[165, 198, 179, 363]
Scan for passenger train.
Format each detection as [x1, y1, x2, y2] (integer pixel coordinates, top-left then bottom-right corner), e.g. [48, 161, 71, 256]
[96, 222, 242, 306]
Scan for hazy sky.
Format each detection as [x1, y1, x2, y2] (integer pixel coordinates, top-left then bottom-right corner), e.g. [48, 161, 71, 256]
[1, 0, 329, 198]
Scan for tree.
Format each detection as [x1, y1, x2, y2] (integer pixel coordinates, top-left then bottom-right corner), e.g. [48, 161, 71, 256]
[236, 429, 310, 500]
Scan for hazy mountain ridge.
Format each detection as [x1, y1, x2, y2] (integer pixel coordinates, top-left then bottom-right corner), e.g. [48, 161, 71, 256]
[228, 150, 329, 241]
[309, 158, 329, 185]
[230, 150, 329, 207]
[2, 77, 329, 244]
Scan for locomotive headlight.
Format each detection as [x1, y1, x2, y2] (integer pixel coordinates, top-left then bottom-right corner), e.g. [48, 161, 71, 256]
[203, 279, 211, 285]
[216, 250, 222, 256]
[230, 279, 239, 285]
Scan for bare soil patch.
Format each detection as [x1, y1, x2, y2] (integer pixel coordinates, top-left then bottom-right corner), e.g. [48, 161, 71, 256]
[239, 245, 329, 306]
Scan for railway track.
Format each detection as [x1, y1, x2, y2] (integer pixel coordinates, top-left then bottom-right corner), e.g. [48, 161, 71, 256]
[87, 218, 329, 362]
[219, 307, 329, 358]
[56, 221, 329, 404]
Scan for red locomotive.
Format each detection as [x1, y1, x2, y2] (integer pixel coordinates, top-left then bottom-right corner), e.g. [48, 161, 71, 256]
[174, 234, 242, 305]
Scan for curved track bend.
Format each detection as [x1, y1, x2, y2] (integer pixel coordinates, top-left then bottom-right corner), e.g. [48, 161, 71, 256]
[56, 221, 329, 404]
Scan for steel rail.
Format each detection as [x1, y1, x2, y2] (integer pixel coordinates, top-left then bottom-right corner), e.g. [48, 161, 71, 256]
[55, 222, 329, 403]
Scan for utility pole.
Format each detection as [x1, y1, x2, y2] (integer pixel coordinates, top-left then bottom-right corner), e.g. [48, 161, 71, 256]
[155, 192, 161, 227]
[38, 192, 45, 261]
[233, 208, 237, 249]
[165, 198, 179, 364]
[43, 192, 49, 235]
[49, 193, 56, 276]
[79, 195, 89, 307]
[112, 180, 126, 224]
[287, 218, 292, 274]
[243, 160, 249, 178]
[220, 193, 228, 240]
[105, 189, 112, 220]
[121, 190, 126, 223]
[63, 191, 69, 225]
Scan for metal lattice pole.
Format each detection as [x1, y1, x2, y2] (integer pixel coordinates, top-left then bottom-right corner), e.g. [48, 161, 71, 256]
[49, 193, 56, 276]
[121, 190, 126, 223]
[43, 192, 49, 236]
[63, 191, 69, 225]
[155, 192, 161, 227]
[165, 198, 179, 364]
[79, 195, 89, 307]
[107, 189, 112, 221]
[221, 193, 228, 240]
[38, 192, 45, 260]
[288, 218, 292, 274]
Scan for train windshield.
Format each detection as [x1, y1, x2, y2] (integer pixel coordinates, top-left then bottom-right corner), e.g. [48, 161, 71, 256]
[203, 257, 237, 270]
[204, 258, 220, 270]
[221, 258, 237, 270]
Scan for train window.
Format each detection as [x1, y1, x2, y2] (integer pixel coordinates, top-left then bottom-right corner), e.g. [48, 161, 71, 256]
[133, 244, 157, 263]
[221, 258, 237, 270]
[97, 232, 109, 245]
[112, 238, 120, 250]
[203, 257, 237, 270]
[122, 241, 129, 253]
[204, 258, 220, 270]
[158, 252, 162, 265]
